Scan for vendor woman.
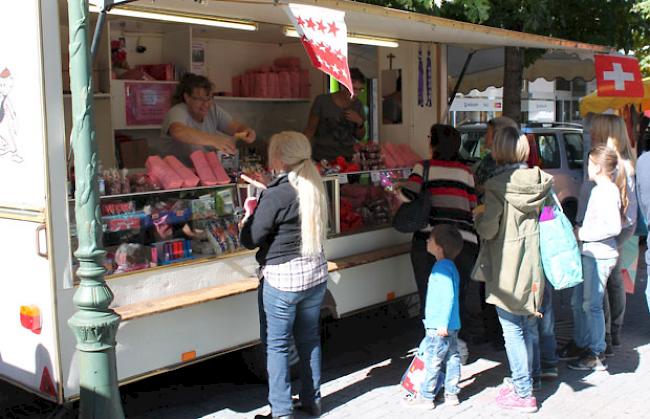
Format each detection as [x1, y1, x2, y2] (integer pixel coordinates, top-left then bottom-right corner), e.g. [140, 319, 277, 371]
[304, 68, 367, 162]
[157, 73, 256, 165]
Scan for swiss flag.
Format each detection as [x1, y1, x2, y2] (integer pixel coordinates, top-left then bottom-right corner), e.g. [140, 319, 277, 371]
[285, 4, 353, 95]
[595, 55, 643, 97]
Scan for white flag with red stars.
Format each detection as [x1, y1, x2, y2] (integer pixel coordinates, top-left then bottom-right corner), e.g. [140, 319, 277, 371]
[285, 3, 353, 95]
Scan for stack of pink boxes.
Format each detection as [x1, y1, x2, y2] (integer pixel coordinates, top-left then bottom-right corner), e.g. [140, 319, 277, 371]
[231, 57, 310, 99]
[145, 151, 231, 190]
[381, 143, 423, 168]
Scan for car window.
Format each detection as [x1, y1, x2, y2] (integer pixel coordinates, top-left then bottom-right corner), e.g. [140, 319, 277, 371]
[535, 134, 561, 169]
[564, 133, 584, 170]
[459, 130, 486, 161]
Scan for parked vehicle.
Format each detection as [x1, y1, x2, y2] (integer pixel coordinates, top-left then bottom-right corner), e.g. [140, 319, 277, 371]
[458, 122, 584, 223]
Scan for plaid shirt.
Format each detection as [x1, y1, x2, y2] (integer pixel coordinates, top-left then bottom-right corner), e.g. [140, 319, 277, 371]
[260, 252, 328, 292]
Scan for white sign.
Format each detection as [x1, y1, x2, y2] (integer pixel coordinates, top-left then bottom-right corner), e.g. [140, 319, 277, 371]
[449, 98, 502, 112]
[0, 0, 47, 210]
[337, 174, 348, 184]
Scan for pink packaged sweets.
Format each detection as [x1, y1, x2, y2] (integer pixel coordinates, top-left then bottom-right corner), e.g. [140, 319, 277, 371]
[145, 155, 183, 189]
[163, 155, 200, 188]
[205, 151, 232, 185]
[190, 150, 219, 186]
[268, 72, 280, 98]
[278, 71, 291, 98]
[254, 72, 270, 98]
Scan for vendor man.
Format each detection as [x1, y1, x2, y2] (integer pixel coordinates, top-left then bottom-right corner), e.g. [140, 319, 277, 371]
[157, 73, 256, 165]
[304, 68, 367, 162]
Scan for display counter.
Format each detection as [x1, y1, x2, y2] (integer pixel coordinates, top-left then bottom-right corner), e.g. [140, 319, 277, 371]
[67, 167, 412, 281]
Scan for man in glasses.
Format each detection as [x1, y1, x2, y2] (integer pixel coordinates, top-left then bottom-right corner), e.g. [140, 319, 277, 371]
[158, 73, 256, 165]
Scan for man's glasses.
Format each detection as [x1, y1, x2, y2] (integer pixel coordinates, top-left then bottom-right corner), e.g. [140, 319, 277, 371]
[190, 95, 213, 103]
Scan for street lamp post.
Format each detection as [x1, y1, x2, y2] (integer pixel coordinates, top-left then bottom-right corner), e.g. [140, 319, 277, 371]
[66, 0, 124, 417]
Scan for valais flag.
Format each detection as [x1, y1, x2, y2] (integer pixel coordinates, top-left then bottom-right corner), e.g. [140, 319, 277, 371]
[285, 4, 353, 95]
[594, 55, 644, 97]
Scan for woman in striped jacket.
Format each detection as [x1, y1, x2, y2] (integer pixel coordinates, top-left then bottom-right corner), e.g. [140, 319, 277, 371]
[399, 124, 478, 331]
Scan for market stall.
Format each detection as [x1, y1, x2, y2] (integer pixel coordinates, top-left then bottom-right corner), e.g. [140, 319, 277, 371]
[0, 0, 613, 403]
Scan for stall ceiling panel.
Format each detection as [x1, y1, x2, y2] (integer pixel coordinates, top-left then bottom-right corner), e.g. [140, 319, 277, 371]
[123, 0, 612, 52]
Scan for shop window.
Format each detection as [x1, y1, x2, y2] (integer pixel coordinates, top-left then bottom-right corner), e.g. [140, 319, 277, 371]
[535, 134, 561, 169]
[556, 79, 571, 91]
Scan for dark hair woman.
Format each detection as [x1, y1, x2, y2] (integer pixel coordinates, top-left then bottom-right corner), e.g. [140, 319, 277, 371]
[154, 72, 256, 165]
[397, 124, 478, 331]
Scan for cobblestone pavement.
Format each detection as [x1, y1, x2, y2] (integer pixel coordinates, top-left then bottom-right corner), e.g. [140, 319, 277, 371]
[2, 247, 649, 419]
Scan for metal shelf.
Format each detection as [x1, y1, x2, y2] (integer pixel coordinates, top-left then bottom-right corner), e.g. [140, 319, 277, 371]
[68, 183, 237, 202]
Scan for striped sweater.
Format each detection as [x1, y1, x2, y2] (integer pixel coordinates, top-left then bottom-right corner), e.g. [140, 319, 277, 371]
[408, 159, 478, 243]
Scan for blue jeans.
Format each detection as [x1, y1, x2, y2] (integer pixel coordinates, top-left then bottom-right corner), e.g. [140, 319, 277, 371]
[496, 307, 538, 398]
[533, 283, 558, 379]
[420, 329, 461, 400]
[258, 280, 327, 417]
[646, 248, 650, 314]
[572, 255, 616, 355]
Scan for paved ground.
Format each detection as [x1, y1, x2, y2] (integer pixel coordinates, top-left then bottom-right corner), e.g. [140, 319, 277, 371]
[2, 245, 649, 419]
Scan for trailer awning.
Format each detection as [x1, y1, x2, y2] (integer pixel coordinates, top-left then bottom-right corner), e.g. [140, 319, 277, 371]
[117, 0, 611, 53]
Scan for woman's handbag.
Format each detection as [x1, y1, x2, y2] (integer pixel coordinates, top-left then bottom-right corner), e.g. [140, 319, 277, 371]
[539, 192, 583, 290]
[392, 161, 431, 233]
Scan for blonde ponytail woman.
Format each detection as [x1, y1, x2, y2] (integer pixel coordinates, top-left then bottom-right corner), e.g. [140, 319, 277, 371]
[240, 131, 328, 419]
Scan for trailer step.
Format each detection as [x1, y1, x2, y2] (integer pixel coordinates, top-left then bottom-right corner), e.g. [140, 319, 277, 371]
[114, 242, 411, 321]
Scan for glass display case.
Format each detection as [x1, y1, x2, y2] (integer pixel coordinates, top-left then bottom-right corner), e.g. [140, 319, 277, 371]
[68, 168, 411, 279]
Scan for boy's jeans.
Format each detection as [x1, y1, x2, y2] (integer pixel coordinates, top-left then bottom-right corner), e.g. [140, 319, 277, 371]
[259, 280, 327, 417]
[572, 255, 617, 355]
[419, 329, 461, 400]
[533, 283, 558, 379]
[496, 307, 538, 398]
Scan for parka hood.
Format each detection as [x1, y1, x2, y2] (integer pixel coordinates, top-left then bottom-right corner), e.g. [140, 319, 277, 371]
[485, 167, 553, 213]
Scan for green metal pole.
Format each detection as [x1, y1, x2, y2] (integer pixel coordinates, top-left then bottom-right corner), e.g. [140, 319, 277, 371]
[66, 1, 124, 418]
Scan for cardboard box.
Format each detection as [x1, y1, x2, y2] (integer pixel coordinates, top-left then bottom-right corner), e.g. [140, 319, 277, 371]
[118, 137, 149, 169]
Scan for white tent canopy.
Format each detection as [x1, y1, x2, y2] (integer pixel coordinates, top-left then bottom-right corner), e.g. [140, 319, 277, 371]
[448, 46, 597, 94]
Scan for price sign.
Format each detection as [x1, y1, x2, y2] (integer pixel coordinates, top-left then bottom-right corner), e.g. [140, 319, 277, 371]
[370, 171, 381, 183]
[338, 174, 348, 184]
[402, 169, 411, 179]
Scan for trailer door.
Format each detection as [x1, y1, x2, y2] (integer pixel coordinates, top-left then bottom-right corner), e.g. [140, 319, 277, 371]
[0, 0, 62, 402]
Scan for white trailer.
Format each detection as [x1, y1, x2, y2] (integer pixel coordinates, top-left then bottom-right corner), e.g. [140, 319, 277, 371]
[0, 0, 607, 403]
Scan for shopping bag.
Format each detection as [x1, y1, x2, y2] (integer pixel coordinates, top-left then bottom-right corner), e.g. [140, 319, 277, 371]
[392, 161, 431, 233]
[619, 235, 639, 294]
[539, 193, 583, 290]
[400, 354, 426, 394]
[400, 338, 445, 395]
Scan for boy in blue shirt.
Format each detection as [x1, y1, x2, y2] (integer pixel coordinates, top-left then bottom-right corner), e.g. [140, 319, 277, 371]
[403, 224, 464, 409]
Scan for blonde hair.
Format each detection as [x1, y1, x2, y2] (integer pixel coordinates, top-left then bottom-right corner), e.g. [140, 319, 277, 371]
[589, 114, 635, 214]
[492, 126, 530, 165]
[268, 131, 328, 257]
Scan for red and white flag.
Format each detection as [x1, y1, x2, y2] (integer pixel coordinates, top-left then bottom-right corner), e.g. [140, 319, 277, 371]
[285, 3, 353, 94]
[594, 54, 643, 98]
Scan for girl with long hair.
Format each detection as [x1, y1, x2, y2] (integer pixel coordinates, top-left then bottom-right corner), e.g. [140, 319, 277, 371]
[567, 145, 622, 371]
[240, 131, 328, 419]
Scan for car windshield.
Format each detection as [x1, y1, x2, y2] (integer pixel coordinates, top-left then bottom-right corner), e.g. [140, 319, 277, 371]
[459, 130, 487, 162]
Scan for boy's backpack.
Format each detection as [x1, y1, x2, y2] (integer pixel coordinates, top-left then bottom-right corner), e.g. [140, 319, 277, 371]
[539, 192, 583, 290]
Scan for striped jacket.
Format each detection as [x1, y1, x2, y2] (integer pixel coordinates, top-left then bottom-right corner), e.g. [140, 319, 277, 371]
[407, 159, 477, 244]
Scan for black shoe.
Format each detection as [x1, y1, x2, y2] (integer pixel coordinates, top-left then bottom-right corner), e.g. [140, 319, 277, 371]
[558, 341, 587, 361]
[254, 413, 294, 419]
[567, 352, 608, 371]
[605, 343, 615, 357]
[293, 399, 322, 417]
